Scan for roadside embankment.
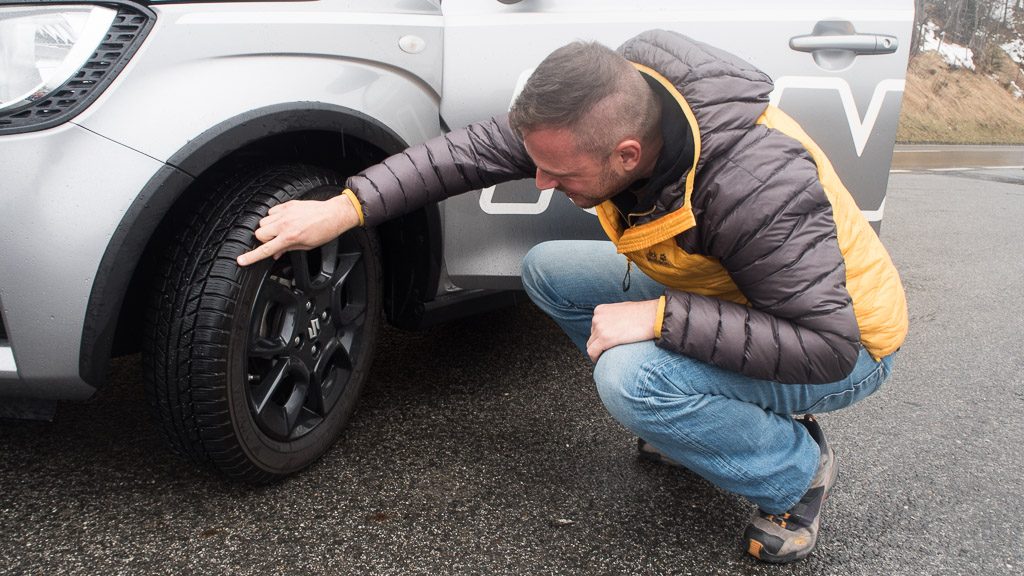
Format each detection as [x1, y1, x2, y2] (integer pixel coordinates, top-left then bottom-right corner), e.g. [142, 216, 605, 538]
[898, 52, 1024, 144]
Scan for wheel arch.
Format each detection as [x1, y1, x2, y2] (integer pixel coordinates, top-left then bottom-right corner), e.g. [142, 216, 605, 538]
[79, 103, 442, 386]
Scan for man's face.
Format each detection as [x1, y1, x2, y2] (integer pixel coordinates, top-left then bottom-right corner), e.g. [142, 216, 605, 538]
[521, 127, 632, 209]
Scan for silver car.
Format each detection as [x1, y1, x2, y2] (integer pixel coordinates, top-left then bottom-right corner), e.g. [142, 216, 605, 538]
[0, 0, 915, 481]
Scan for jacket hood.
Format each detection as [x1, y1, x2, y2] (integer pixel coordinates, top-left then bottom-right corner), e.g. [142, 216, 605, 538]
[618, 30, 774, 174]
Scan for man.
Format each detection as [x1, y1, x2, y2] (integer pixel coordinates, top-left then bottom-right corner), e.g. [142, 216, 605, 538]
[237, 30, 908, 563]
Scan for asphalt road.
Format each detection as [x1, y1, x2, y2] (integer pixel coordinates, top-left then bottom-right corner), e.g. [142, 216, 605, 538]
[892, 144, 1023, 170]
[2, 165, 1023, 576]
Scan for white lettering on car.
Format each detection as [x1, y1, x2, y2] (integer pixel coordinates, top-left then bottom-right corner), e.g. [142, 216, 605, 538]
[769, 77, 905, 157]
[479, 186, 555, 215]
[479, 68, 555, 215]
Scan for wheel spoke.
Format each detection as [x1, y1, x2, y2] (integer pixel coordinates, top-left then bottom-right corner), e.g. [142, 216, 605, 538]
[250, 358, 290, 417]
[336, 302, 366, 327]
[311, 340, 351, 414]
[257, 275, 302, 308]
[250, 336, 288, 358]
[330, 251, 364, 326]
[291, 242, 343, 293]
[335, 329, 355, 370]
[282, 380, 309, 434]
[249, 276, 302, 352]
[307, 348, 332, 416]
[289, 250, 315, 292]
[331, 251, 362, 288]
[319, 241, 340, 279]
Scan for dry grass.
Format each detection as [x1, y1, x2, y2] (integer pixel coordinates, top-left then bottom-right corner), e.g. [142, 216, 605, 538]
[897, 51, 1024, 144]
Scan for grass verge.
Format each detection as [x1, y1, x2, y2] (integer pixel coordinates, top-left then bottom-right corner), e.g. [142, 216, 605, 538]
[897, 52, 1024, 144]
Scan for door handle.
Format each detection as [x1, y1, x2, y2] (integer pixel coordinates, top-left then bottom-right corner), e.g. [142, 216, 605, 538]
[790, 34, 898, 55]
[791, 21, 899, 70]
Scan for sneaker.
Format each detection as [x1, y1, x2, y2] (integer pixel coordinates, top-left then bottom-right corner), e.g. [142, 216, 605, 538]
[637, 437, 683, 467]
[743, 415, 838, 563]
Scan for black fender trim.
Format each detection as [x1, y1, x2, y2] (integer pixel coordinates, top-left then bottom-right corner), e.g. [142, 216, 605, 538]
[79, 103, 428, 386]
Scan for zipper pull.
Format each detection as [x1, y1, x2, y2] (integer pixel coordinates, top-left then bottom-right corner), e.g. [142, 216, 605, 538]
[622, 260, 632, 292]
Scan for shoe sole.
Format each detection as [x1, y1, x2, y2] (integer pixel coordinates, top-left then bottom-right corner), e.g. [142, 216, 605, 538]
[746, 540, 810, 564]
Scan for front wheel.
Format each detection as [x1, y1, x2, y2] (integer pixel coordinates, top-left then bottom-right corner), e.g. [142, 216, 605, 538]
[143, 164, 381, 482]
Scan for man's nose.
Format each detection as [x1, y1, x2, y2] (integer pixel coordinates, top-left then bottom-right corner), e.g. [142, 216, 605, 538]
[535, 168, 557, 190]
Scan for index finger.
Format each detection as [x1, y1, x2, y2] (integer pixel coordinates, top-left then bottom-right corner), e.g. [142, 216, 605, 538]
[237, 236, 287, 266]
[266, 201, 292, 216]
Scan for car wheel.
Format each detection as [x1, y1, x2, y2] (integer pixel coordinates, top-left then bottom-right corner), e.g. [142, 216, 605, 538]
[143, 164, 381, 482]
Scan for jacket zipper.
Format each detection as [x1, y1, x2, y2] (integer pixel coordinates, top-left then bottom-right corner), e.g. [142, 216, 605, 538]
[615, 204, 657, 292]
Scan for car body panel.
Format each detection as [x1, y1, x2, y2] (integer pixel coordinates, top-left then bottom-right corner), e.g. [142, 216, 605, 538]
[0, 123, 165, 399]
[74, 1, 444, 167]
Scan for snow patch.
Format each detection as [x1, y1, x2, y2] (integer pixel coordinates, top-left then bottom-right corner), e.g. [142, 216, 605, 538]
[1000, 39, 1024, 99]
[921, 21, 975, 70]
[1011, 81, 1024, 100]
[1002, 38, 1024, 65]
[990, 2, 1018, 28]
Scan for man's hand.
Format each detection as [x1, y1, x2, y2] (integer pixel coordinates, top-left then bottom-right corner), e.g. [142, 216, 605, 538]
[587, 299, 660, 362]
[237, 193, 361, 266]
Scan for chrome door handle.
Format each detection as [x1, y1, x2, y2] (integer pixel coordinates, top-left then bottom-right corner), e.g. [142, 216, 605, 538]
[790, 33, 899, 55]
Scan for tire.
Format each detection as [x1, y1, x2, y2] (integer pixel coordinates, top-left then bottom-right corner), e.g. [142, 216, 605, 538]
[142, 164, 381, 483]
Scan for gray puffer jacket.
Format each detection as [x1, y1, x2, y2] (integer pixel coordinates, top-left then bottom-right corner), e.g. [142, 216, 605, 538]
[346, 30, 896, 384]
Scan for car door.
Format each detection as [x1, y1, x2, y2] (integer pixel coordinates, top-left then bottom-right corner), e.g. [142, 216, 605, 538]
[438, 0, 914, 290]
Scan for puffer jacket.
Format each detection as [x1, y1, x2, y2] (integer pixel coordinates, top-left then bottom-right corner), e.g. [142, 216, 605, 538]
[344, 30, 908, 384]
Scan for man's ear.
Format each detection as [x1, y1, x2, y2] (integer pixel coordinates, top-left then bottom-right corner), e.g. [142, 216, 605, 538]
[614, 139, 643, 172]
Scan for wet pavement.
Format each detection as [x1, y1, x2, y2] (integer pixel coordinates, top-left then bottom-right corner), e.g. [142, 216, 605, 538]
[892, 144, 1023, 170]
[1, 166, 1023, 575]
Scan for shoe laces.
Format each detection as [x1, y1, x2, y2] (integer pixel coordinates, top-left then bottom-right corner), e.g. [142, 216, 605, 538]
[759, 510, 810, 531]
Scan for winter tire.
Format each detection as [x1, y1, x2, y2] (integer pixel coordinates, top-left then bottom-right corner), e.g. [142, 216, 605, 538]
[143, 164, 381, 482]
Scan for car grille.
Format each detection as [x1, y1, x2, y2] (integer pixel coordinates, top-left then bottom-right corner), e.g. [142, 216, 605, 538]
[0, 1, 155, 135]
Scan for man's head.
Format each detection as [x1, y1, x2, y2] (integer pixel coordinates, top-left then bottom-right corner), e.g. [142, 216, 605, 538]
[509, 41, 662, 208]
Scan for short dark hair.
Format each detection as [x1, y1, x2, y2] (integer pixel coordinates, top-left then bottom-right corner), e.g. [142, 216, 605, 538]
[508, 41, 661, 156]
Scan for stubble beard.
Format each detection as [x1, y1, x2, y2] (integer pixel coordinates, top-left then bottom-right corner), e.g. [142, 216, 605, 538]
[564, 162, 633, 209]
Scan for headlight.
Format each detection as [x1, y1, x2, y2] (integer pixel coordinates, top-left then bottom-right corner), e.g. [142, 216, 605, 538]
[0, 6, 116, 111]
[0, 2, 154, 135]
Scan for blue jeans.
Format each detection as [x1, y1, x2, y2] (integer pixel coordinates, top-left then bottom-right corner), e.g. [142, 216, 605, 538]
[521, 240, 895, 513]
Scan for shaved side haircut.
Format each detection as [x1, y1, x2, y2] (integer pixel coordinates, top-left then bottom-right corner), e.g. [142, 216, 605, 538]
[509, 41, 662, 156]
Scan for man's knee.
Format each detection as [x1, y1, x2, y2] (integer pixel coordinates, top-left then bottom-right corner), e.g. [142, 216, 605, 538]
[593, 344, 653, 427]
[594, 344, 708, 430]
[521, 241, 578, 305]
[521, 242, 555, 302]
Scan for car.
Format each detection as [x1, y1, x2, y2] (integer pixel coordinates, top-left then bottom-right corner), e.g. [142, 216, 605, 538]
[0, 0, 915, 481]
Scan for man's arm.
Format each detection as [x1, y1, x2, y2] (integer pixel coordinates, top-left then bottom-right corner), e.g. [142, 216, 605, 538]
[656, 142, 862, 384]
[348, 114, 534, 227]
[239, 114, 534, 265]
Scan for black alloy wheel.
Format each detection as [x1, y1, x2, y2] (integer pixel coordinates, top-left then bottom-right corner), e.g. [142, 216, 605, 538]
[143, 164, 381, 483]
[245, 230, 370, 442]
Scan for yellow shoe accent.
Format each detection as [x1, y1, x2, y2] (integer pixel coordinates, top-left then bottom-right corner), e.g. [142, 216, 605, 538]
[747, 540, 763, 559]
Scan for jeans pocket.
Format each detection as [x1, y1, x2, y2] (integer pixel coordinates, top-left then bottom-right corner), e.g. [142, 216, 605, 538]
[803, 360, 890, 414]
